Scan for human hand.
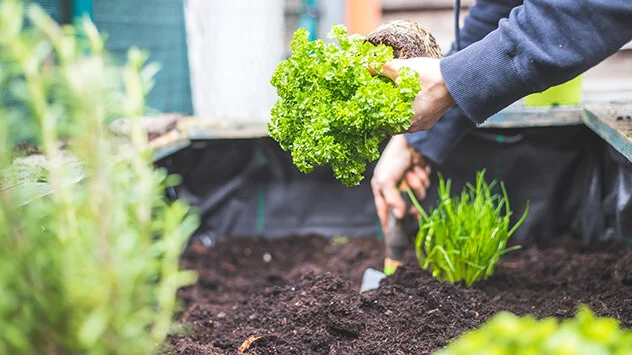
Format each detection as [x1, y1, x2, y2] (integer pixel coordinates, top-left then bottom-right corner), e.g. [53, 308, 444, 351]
[371, 135, 431, 234]
[378, 57, 455, 133]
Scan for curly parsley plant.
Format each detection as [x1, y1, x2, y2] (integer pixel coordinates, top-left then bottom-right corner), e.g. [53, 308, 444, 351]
[269, 24, 421, 186]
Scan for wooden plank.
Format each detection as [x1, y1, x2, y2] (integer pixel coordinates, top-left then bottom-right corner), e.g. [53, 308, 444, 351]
[152, 139, 191, 161]
[180, 118, 269, 140]
[149, 128, 191, 161]
[482, 103, 583, 128]
[173, 104, 583, 142]
[582, 104, 632, 161]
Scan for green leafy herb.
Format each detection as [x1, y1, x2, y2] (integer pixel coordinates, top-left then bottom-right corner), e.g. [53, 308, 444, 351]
[408, 170, 528, 287]
[269, 24, 421, 186]
[434, 306, 632, 355]
[0, 2, 198, 354]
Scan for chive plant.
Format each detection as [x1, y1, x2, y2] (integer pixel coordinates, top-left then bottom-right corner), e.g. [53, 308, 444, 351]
[408, 170, 528, 287]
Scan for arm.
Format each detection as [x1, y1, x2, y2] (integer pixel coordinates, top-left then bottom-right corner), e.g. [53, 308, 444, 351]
[442, 0, 632, 124]
[372, 0, 524, 225]
[405, 0, 523, 164]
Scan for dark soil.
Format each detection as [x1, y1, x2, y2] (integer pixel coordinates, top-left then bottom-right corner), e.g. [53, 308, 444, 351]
[165, 235, 632, 355]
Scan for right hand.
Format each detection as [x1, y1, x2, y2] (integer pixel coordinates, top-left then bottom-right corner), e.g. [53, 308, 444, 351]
[374, 57, 455, 133]
[371, 135, 431, 234]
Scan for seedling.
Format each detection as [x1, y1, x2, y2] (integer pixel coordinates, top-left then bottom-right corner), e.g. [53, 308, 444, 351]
[434, 306, 632, 354]
[408, 170, 529, 287]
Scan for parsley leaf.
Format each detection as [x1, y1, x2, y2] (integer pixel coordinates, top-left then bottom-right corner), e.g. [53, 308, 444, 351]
[268, 24, 421, 186]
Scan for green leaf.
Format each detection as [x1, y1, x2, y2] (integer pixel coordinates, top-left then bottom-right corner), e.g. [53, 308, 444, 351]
[78, 309, 109, 346]
[269, 24, 421, 186]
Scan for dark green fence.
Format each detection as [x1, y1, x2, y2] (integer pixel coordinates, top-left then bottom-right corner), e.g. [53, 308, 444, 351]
[2, 0, 193, 145]
[33, 0, 63, 21]
[93, 0, 193, 115]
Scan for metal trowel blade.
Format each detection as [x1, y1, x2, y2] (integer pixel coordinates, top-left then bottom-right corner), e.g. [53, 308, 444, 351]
[360, 268, 387, 293]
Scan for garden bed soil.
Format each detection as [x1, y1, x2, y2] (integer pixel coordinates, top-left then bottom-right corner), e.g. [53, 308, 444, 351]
[166, 235, 632, 354]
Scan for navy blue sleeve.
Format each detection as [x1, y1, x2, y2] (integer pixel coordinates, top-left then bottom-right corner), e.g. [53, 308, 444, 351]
[405, 0, 523, 164]
[442, 0, 632, 124]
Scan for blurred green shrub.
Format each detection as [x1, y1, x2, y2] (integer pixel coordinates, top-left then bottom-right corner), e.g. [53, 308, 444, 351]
[0, 1, 199, 354]
[434, 306, 632, 355]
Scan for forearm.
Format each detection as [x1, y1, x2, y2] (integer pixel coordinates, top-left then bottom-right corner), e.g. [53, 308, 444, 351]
[448, 0, 524, 55]
[406, 0, 523, 159]
[404, 106, 476, 164]
[442, 0, 632, 124]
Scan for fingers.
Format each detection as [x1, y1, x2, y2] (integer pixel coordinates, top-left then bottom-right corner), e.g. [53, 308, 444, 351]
[369, 59, 406, 82]
[371, 134, 421, 232]
[406, 163, 433, 199]
[405, 170, 426, 201]
[382, 182, 406, 219]
[379, 60, 404, 82]
[372, 183, 389, 234]
[413, 165, 430, 189]
[372, 177, 407, 237]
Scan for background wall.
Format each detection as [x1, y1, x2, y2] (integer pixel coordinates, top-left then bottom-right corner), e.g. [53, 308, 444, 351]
[93, 0, 193, 115]
[4, 0, 194, 145]
[184, 0, 285, 121]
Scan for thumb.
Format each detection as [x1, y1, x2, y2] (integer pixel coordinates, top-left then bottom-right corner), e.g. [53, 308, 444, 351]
[378, 59, 407, 82]
[368, 59, 407, 82]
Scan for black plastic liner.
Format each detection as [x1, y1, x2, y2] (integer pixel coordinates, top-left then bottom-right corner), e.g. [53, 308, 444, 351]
[156, 125, 632, 249]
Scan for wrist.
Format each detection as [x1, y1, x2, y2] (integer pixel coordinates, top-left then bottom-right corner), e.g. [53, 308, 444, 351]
[408, 58, 455, 132]
[405, 140, 425, 166]
[430, 59, 455, 113]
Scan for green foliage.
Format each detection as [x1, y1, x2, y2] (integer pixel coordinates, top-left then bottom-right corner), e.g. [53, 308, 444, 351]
[269, 24, 421, 186]
[0, 1, 199, 354]
[434, 306, 632, 355]
[408, 170, 528, 287]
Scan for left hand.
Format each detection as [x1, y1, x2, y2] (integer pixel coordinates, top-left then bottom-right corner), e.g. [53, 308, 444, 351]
[371, 135, 431, 235]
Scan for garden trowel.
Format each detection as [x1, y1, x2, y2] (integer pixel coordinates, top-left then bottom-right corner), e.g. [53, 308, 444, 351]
[360, 183, 417, 293]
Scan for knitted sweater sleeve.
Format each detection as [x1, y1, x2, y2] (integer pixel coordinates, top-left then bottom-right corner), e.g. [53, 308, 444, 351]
[405, 0, 523, 163]
[441, 0, 632, 124]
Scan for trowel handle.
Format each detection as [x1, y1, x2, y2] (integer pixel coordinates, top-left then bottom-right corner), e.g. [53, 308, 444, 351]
[384, 208, 409, 275]
[383, 180, 414, 275]
[385, 209, 409, 259]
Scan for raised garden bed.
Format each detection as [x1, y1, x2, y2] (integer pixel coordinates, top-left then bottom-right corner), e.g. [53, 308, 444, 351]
[165, 235, 632, 354]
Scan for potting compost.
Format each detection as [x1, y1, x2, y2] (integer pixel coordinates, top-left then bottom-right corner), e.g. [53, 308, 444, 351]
[165, 235, 632, 354]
